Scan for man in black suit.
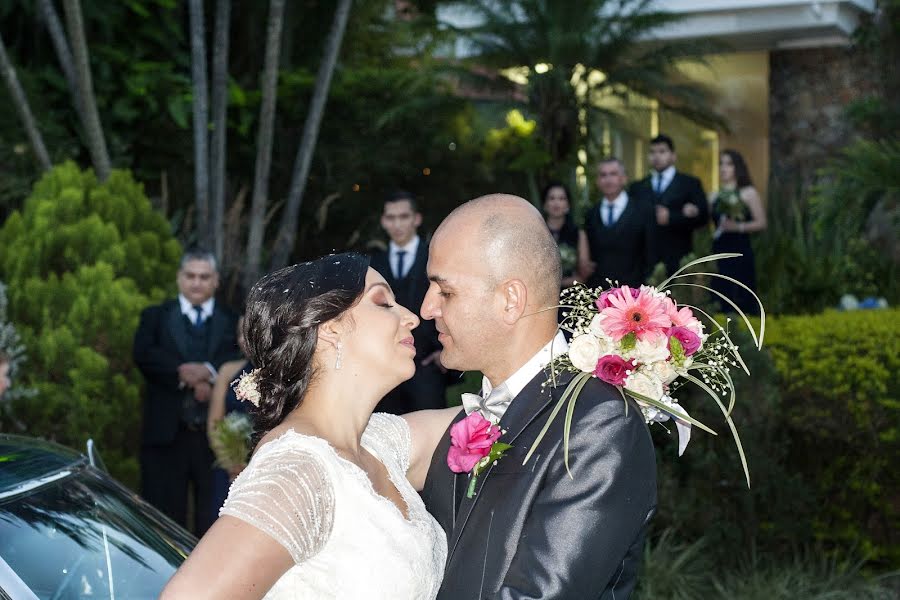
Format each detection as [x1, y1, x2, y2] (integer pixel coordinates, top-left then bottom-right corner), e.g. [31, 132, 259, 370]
[133, 249, 239, 535]
[630, 134, 709, 276]
[585, 157, 657, 288]
[421, 195, 656, 599]
[370, 191, 447, 413]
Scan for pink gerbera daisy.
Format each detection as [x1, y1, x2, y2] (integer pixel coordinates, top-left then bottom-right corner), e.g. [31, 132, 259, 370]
[600, 286, 672, 341]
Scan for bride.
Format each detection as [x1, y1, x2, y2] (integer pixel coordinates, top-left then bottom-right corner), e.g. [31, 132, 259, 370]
[161, 253, 460, 599]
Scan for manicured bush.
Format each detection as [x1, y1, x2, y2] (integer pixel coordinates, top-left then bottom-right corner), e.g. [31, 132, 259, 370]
[765, 308, 900, 563]
[0, 162, 181, 488]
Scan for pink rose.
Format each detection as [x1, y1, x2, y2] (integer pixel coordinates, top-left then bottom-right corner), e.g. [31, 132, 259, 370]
[593, 354, 635, 386]
[668, 326, 701, 356]
[447, 413, 502, 473]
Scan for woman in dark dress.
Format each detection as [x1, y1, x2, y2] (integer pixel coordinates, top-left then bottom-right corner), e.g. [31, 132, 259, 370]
[710, 149, 767, 315]
[207, 317, 252, 512]
[541, 181, 591, 288]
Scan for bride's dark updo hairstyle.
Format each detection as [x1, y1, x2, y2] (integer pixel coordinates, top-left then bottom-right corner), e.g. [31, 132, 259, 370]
[242, 252, 370, 444]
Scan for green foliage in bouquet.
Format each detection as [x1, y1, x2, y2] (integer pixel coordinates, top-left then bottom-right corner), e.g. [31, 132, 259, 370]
[0, 162, 181, 489]
[210, 413, 252, 472]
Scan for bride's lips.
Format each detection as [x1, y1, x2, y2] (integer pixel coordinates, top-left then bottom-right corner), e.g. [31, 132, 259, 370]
[400, 336, 416, 352]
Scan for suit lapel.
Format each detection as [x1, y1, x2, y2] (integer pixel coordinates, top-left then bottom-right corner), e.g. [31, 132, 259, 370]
[167, 302, 190, 359]
[446, 369, 576, 561]
[658, 173, 681, 206]
[206, 307, 227, 357]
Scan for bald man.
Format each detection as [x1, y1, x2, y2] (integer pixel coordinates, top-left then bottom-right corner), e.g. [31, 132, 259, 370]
[415, 195, 657, 600]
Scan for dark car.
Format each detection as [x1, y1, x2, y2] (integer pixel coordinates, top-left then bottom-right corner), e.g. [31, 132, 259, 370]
[0, 435, 196, 599]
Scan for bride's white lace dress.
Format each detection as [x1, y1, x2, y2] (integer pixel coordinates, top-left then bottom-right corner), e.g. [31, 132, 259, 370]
[220, 413, 447, 599]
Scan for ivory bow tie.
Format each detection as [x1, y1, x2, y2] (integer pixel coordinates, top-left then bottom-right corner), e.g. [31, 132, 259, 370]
[461, 386, 512, 422]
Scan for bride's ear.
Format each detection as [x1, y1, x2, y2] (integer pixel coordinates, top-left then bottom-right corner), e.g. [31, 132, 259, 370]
[317, 318, 343, 350]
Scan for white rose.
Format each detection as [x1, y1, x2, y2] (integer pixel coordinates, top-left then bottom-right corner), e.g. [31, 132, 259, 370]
[633, 336, 670, 365]
[650, 360, 679, 385]
[568, 334, 602, 373]
[625, 371, 664, 402]
[588, 314, 608, 338]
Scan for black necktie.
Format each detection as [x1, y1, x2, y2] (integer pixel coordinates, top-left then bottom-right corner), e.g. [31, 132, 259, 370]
[192, 305, 205, 329]
[395, 250, 407, 279]
[606, 203, 615, 227]
[653, 174, 663, 196]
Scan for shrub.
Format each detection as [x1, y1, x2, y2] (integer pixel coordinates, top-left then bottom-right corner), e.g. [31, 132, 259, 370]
[0, 162, 181, 488]
[765, 308, 900, 564]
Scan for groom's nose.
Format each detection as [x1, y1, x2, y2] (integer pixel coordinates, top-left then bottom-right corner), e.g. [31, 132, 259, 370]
[420, 286, 438, 321]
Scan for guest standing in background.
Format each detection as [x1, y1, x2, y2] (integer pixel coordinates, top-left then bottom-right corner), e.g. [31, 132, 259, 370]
[370, 191, 448, 414]
[207, 316, 252, 513]
[710, 149, 766, 315]
[584, 158, 657, 288]
[541, 181, 592, 288]
[133, 249, 240, 535]
[630, 134, 709, 276]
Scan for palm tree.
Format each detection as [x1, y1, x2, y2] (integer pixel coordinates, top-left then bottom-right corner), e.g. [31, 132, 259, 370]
[188, 0, 211, 248]
[269, 0, 353, 270]
[0, 32, 51, 171]
[61, 0, 111, 181]
[209, 0, 231, 261]
[37, 0, 87, 129]
[244, 0, 286, 291]
[453, 0, 719, 173]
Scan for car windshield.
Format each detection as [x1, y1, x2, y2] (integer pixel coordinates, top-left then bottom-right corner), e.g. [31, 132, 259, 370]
[0, 466, 194, 599]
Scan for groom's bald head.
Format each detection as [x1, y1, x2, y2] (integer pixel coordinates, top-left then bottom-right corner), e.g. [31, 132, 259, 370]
[435, 194, 561, 309]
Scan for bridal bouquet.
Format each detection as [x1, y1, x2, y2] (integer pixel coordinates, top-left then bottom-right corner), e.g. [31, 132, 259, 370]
[527, 254, 764, 487]
[209, 412, 252, 472]
[716, 189, 747, 221]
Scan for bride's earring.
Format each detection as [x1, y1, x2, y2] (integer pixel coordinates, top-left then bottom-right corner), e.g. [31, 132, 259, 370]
[335, 341, 343, 370]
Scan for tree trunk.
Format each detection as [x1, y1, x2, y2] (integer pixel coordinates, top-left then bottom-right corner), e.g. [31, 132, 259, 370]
[37, 0, 87, 127]
[188, 0, 211, 249]
[269, 0, 352, 270]
[209, 0, 231, 262]
[61, 0, 111, 181]
[243, 0, 286, 290]
[0, 33, 51, 171]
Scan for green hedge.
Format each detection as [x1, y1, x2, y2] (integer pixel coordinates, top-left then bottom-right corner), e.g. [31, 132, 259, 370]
[0, 162, 181, 488]
[652, 308, 900, 567]
[765, 308, 900, 563]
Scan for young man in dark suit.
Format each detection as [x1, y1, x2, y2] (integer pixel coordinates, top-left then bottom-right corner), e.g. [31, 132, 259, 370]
[418, 195, 656, 599]
[370, 191, 447, 413]
[629, 133, 709, 276]
[133, 249, 240, 535]
[584, 157, 657, 288]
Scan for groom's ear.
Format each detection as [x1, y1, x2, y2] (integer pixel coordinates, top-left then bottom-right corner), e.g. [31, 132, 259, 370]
[500, 279, 528, 325]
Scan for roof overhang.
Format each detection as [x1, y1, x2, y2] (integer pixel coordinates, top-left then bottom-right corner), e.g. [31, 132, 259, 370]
[650, 0, 876, 51]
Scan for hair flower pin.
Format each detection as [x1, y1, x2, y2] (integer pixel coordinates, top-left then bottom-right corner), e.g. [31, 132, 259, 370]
[232, 369, 262, 407]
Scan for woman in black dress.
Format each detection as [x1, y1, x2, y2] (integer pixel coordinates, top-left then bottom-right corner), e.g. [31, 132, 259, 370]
[541, 181, 591, 288]
[710, 149, 767, 315]
[207, 317, 253, 512]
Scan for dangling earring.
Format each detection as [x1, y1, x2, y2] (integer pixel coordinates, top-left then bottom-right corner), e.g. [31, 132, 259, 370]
[335, 341, 343, 370]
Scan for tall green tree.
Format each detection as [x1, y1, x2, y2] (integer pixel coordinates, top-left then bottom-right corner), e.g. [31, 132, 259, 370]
[61, 0, 111, 181]
[270, 0, 353, 269]
[0, 32, 51, 170]
[452, 0, 717, 175]
[244, 0, 286, 290]
[209, 0, 231, 261]
[188, 0, 210, 247]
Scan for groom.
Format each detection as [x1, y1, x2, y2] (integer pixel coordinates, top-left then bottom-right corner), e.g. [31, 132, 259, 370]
[420, 195, 657, 599]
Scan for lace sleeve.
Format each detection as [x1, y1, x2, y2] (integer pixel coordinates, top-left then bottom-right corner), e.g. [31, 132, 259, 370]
[220, 439, 335, 564]
[363, 412, 412, 473]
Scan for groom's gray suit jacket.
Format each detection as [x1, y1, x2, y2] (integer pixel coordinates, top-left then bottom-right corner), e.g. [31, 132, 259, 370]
[422, 370, 657, 600]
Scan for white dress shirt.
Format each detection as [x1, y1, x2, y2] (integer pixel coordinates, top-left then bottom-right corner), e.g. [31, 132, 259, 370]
[600, 191, 629, 226]
[388, 235, 420, 279]
[177, 294, 218, 381]
[480, 331, 569, 415]
[652, 165, 676, 194]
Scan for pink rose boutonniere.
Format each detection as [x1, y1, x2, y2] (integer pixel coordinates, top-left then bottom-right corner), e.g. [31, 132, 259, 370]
[447, 412, 512, 498]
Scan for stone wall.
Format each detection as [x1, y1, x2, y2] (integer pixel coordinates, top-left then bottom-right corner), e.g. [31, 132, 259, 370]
[768, 46, 879, 193]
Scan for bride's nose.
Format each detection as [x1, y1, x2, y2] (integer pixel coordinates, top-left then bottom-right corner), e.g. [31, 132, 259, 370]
[401, 306, 420, 330]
